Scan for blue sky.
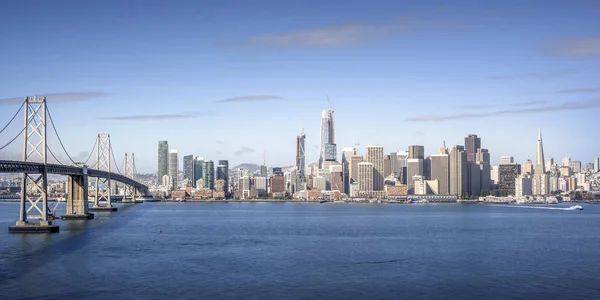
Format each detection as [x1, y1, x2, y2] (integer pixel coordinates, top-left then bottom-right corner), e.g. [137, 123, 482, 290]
[1, 0, 600, 173]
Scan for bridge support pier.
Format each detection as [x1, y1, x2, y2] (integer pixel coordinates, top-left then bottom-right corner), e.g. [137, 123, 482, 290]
[61, 173, 94, 220]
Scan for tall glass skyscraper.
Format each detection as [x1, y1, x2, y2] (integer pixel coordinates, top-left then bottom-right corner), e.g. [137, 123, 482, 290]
[217, 160, 229, 196]
[319, 109, 336, 168]
[168, 149, 178, 189]
[194, 157, 204, 186]
[203, 160, 215, 190]
[183, 155, 194, 183]
[157, 141, 168, 184]
[296, 129, 306, 178]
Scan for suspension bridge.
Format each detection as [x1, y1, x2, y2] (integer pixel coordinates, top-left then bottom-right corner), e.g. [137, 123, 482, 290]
[0, 96, 149, 233]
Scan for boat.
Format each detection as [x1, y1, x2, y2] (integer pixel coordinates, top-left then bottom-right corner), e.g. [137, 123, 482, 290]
[569, 205, 584, 210]
[319, 200, 328, 203]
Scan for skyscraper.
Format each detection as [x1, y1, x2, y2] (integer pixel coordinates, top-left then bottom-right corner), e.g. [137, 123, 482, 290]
[358, 162, 374, 196]
[522, 159, 533, 175]
[296, 129, 306, 179]
[203, 160, 215, 190]
[464, 134, 481, 162]
[533, 129, 548, 195]
[406, 158, 424, 193]
[476, 148, 491, 192]
[408, 145, 424, 159]
[342, 147, 356, 195]
[366, 146, 385, 191]
[319, 109, 336, 168]
[391, 151, 408, 178]
[157, 141, 169, 184]
[217, 160, 229, 195]
[595, 157, 599, 173]
[500, 156, 514, 165]
[498, 164, 520, 196]
[430, 153, 450, 195]
[183, 155, 194, 182]
[349, 155, 363, 185]
[194, 157, 204, 187]
[450, 145, 467, 197]
[168, 149, 179, 189]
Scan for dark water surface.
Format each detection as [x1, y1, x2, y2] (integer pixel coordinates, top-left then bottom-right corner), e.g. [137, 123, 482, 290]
[1, 202, 600, 300]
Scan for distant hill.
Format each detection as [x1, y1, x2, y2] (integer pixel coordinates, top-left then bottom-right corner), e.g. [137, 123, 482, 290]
[231, 163, 262, 174]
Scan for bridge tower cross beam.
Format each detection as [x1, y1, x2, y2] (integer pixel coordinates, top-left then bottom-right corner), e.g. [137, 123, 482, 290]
[90, 133, 117, 211]
[123, 153, 139, 203]
[9, 96, 59, 233]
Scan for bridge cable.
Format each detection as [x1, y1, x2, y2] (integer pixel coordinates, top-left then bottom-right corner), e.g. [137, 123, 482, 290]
[0, 127, 26, 151]
[0, 101, 25, 136]
[45, 106, 77, 165]
[82, 139, 98, 166]
[109, 143, 122, 174]
[47, 146, 64, 165]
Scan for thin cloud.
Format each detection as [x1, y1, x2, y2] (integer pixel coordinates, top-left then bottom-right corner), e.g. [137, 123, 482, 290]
[234, 146, 256, 156]
[237, 16, 458, 48]
[216, 140, 224, 144]
[459, 100, 546, 109]
[407, 99, 600, 122]
[216, 95, 281, 103]
[541, 36, 600, 57]
[0, 92, 110, 105]
[97, 112, 213, 121]
[487, 71, 571, 80]
[556, 88, 600, 94]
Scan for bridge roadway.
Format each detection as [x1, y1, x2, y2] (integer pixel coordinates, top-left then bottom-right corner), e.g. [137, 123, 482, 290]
[0, 160, 148, 191]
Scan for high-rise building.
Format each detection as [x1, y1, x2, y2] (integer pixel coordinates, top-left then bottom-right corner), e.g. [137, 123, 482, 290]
[533, 129, 548, 195]
[595, 157, 599, 173]
[391, 151, 408, 178]
[168, 149, 179, 189]
[194, 157, 204, 187]
[491, 165, 499, 184]
[499, 164, 520, 196]
[384, 155, 391, 178]
[562, 157, 571, 167]
[450, 145, 467, 197]
[522, 159, 533, 175]
[157, 141, 169, 184]
[500, 156, 514, 165]
[467, 162, 481, 196]
[476, 148, 491, 192]
[366, 146, 385, 191]
[319, 109, 336, 168]
[464, 134, 481, 162]
[203, 160, 215, 190]
[546, 158, 555, 171]
[515, 175, 533, 197]
[297, 129, 306, 179]
[408, 145, 424, 159]
[430, 153, 449, 195]
[349, 155, 363, 184]
[358, 162, 374, 196]
[183, 155, 194, 182]
[406, 158, 424, 193]
[342, 147, 356, 195]
[217, 160, 229, 195]
[569, 161, 582, 174]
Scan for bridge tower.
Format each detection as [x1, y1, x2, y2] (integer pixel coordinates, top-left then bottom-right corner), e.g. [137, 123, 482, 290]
[122, 153, 140, 203]
[9, 96, 59, 233]
[90, 133, 117, 211]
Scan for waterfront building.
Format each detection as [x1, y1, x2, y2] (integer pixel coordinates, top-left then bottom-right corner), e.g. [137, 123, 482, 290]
[430, 153, 449, 195]
[449, 145, 468, 197]
[349, 155, 363, 185]
[157, 141, 169, 184]
[499, 164, 521, 196]
[297, 129, 306, 182]
[168, 149, 179, 189]
[358, 162, 374, 197]
[491, 165, 499, 184]
[515, 175, 533, 197]
[341, 147, 356, 195]
[533, 129, 548, 195]
[217, 160, 229, 195]
[391, 151, 408, 179]
[366, 146, 385, 191]
[406, 158, 424, 193]
[194, 157, 204, 186]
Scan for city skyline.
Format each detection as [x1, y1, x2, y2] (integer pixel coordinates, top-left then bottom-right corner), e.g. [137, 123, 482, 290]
[1, 1, 600, 172]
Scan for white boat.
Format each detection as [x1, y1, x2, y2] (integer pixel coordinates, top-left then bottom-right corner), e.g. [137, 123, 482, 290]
[568, 205, 584, 210]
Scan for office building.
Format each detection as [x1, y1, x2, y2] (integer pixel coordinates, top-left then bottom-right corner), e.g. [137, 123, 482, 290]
[408, 145, 424, 159]
[515, 175, 533, 197]
[349, 155, 363, 184]
[366, 146, 385, 191]
[406, 158, 424, 193]
[476, 148, 491, 192]
[217, 160, 229, 195]
[522, 159, 533, 175]
[319, 109, 336, 168]
[341, 147, 356, 195]
[569, 161, 582, 174]
[498, 164, 521, 196]
[595, 157, 599, 173]
[391, 151, 408, 178]
[183, 155, 194, 182]
[194, 157, 204, 186]
[269, 175, 285, 194]
[500, 156, 514, 165]
[449, 145, 467, 197]
[358, 162, 374, 196]
[203, 160, 215, 190]
[562, 157, 571, 167]
[533, 129, 548, 195]
[430, 153, 449, 195]
[157, 141, 169, 184]
[168, 149, 178, 189]
[491, 165, 499, 184]
[465, 134, 481, 162]
[384, 155, 391, 178]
